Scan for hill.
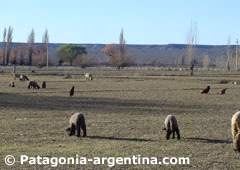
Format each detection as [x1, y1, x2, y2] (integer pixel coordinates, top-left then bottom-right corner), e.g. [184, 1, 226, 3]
[0, 43, 237, 66]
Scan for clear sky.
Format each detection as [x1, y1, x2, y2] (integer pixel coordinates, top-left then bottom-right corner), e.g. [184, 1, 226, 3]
[1, 0, 240, 45]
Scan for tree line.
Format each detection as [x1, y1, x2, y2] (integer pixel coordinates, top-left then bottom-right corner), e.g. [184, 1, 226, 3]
[0, 27, 50, 67]
[0, 27, 130, 69]
[1, 25, 239, 74]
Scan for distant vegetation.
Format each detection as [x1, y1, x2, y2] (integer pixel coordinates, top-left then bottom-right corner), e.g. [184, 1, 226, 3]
[57, 44, 87, 67]
[0, 26, 239, 71]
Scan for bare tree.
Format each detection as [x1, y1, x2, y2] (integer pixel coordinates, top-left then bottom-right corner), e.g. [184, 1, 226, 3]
[119, 29, 127, 68]
[73, 53, 88, 68]
[27, 29, 35, 66]
[11, 44, 27, 65]
[101, 29, 129, 69]
[42, 29, 49, 67]
[203, 53, 210, 70]
[226, 36, 231, 71]
[32, 45, 46, 67]
[5, 27, 13, 65]
[186, 23, 198, 75]
[175, 53, 185, 66]
[2, 28, 7, 65]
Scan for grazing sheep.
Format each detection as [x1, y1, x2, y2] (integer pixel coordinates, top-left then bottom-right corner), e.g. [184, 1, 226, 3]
[220, 88, 227, 95]
[28, 81, 40, 89]
[66, 112, 86, 137]
[69, 86, 75, 97]
[232, 111, 240, 152]
[13, 73, 20, 80]
[232, 82, 238, 85]
[9, 81, 15, 87]
[163, 115, 180, 140]
[20, 74, 29, 81]
[42, 81, 46, 88]
[200, 86, 210, 94]
[85, 73, 93, 81]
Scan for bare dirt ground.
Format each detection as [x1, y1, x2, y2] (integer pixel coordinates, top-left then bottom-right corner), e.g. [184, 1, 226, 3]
[0, 66, 239, 169]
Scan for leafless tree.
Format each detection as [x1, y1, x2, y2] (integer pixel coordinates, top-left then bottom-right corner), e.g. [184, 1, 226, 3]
[101, 29, 129, 69]
[203, 53, 210, 70]
[27, 29, 35, 65]
[226, 36, 231, 71]
[119, 29, 127, 67]
[186, 23, 198, 75]
[215, 56, 225, 69]
[6, 26, 13, 65]
[11, 45, 27, 65]
[2, 28, 7, 65]
[73, 53, 89, 68]
[175, 53, 185, 66]
[32, 45, 46, 66]
[42, 29, 49, 67]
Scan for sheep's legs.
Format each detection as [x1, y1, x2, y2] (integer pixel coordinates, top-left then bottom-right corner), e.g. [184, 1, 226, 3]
[69, 124, 76, 136]
[176, 128, 180, 140]
[77, 126, 81, 137]
[82, 125, 86, 137]
[172, 131, 175, 139]
[166, 129, 172, 140]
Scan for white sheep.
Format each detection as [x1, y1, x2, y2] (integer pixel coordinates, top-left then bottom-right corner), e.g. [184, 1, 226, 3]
[232, 111, 240, 152]
[85, 73, 93, 81]
[163, 115, 180, 140]
[66, 112, 86, 137]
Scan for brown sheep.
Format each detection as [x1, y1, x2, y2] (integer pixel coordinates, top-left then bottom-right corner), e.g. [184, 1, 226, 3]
[232, 111, 240, 152]
[9, 81, 15, 87]
[28, 81, 40, 89]
[163, 115, 180, 140]
[13, 73, 20, 80]
[66, 112, 86, 137]
[20, 74, 29, 81]
[85, 73, 93, 81]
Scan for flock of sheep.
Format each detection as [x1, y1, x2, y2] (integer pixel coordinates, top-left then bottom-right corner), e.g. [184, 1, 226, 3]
[66, 111, 240, 152]
[10, 73, 45, 89]
[66, 84, 240, 153]
[8, 72, 240, 153]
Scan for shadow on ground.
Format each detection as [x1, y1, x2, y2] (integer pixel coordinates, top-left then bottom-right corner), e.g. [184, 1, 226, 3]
[185, 137, 232, 144]
[87, 135, 155, 142]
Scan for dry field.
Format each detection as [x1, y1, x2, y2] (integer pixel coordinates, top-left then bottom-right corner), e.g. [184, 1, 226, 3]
[0, 66, 239, 169]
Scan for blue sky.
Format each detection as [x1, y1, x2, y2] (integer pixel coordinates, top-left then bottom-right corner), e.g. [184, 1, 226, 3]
[1, 0, 240, 45]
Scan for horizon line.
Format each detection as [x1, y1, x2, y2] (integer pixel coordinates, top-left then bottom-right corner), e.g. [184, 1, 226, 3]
[2, 42, 236, 46]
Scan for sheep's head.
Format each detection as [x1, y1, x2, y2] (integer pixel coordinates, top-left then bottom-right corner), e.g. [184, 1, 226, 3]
[66, 128, 72, 136]
[233, 134, 240, 152]
[66, 126, 76, 136]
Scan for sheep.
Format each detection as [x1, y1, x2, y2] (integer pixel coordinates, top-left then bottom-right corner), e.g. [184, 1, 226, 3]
[163, 115, 180, 140]
[42, 81, 46, 88]
[232, 111, 240, 152]
[200, 86, 210, 94]
[69, 86, 75, 97]
[28, 81, 40, 89]
[20, 74, 29, 81]
[9, 81, 15, 87]
[85, 73, 93, 81]
[66, 112, 86, 137]
[13, 73, 20, 80]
